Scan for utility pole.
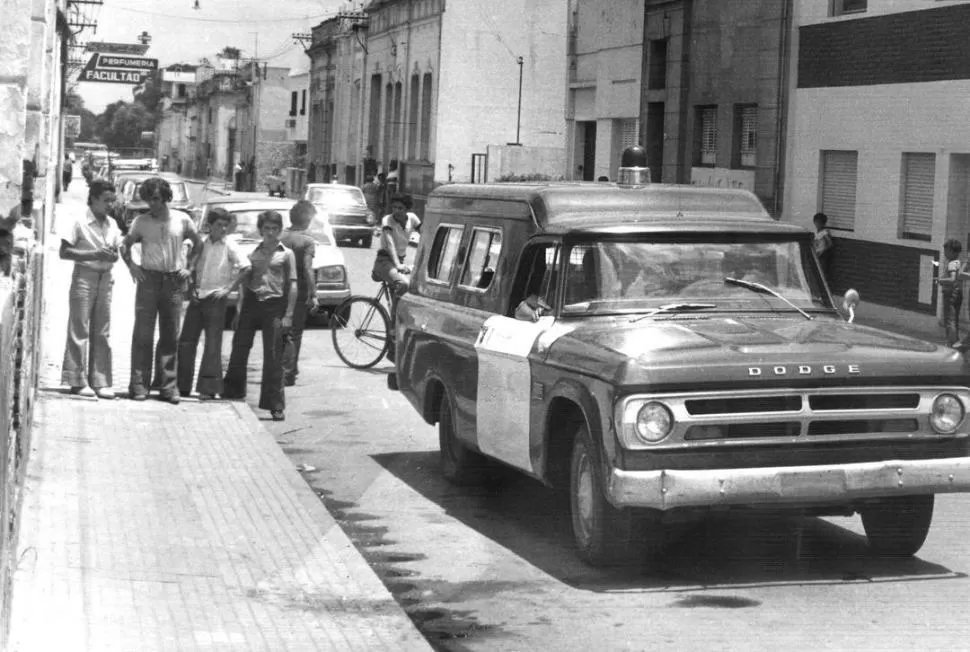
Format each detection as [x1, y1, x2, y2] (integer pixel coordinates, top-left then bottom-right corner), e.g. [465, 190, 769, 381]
[251, 32, 260, 191]
[514, 56, 524, 145]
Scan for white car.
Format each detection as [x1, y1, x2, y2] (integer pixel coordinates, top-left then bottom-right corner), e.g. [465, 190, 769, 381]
[195, 196, 350, 324]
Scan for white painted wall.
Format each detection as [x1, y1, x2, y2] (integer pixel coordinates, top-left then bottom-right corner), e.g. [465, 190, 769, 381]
[799, 0, 970, 25]
[785, 81, 970, 242]
[437, 0, 568, 183]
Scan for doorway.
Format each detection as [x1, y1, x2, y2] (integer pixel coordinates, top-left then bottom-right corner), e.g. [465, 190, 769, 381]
[947, 154, 970, 250]
[580, 121, 596, 181]
[646, 102, 665, 183]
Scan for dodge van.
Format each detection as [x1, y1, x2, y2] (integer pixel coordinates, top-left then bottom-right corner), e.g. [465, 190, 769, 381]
[389, 176, 970, 566]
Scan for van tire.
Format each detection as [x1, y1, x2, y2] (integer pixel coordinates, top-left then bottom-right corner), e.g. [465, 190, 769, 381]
[438, 391, 486, 486]
[569, 423, 663, 566]
[860, 494, 934, 557]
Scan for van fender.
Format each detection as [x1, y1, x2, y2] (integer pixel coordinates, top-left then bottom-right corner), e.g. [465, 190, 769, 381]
[535, 375, 609, 484]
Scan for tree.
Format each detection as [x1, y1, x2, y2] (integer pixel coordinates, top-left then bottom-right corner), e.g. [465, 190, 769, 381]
[96, 101, 155, 150]
[64, 89, 97, 142]
[218, 46, 241, 60]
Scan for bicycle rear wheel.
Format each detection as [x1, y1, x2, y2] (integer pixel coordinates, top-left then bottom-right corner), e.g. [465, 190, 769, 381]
[331, 296, 391, 369]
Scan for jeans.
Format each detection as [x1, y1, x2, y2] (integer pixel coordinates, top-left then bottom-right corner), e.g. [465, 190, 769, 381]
[944, 289, 962, 346]
[281, 296, 308, 383]
[130, 270, 183, 397]
[177, 295, 228, 396]
[223, 293, 286, 411]
[61, 266, 113, 389]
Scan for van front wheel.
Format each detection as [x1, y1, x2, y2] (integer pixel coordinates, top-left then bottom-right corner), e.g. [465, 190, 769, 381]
[570, 424, 663, 566]
[438, 391, 486, 486]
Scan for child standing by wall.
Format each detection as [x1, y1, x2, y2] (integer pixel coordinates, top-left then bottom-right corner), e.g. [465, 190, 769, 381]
[939, 238, 963, 347]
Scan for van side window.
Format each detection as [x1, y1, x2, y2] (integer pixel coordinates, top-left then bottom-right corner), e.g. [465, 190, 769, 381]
[427, 224, 464, 283]
[459, 228, 502, 290]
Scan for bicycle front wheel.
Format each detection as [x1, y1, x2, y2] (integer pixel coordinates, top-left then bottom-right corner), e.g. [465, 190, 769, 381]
[331, 296, 391, 369]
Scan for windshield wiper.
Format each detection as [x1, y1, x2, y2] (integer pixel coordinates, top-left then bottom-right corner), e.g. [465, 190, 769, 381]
[630, 302, 717, 323]
[724, 276, 813, 321]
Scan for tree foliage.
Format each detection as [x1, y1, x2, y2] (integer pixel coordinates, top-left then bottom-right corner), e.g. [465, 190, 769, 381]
[95, 101, 154, 150]
[218, 46, 241, 60]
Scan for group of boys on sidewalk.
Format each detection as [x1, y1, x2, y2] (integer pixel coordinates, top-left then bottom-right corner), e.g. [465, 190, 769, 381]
[59, 176, 320, 421]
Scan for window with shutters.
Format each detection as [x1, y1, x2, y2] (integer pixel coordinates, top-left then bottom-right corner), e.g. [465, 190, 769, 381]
[734, 105, 757, 168]
[616, 118, 639, 154]
[819, 150, 858, 232]
[290, 91, 298, 117]
[899, 153, 935, 242]
[695, 106, 717, 166]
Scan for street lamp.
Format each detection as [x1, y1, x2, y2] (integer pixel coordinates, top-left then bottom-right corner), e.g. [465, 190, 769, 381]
[511, 56, 524, 146]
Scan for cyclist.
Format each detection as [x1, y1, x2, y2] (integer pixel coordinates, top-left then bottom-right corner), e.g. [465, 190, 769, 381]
[371, 192, 420, 361]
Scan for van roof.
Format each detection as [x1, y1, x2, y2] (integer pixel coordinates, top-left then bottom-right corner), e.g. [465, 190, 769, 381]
[428, 182, 801, 235]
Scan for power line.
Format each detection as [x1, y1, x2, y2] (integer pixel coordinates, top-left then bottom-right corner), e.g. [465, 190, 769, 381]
[112, 5, 331, 24]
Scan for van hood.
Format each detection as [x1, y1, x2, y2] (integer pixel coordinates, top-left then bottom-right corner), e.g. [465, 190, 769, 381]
[543, 315, 968, 388]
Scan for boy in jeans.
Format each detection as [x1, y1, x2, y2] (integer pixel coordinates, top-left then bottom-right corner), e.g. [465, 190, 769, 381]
[177, 207, 245, 399]
[939, 238, 963, 347]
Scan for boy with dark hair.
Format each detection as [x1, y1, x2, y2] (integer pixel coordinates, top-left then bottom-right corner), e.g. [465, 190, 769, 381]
[177, 207, 245, 399]
[223, 210, 297, 421]
[371, 192, 421, 298]
[940, 238, 964, 347]
[280, 200, 317, 386]
[813, 212, 834, 281]
[60, 179, 121, 398]
[121, 176, 202, 403]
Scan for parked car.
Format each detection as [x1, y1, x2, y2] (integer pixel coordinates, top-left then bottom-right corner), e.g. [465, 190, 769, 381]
[123, 173, 200, 229]
[389, 153, 970, 567]
[110, 172, 156, 233]
[195, 196, 349, 326]
[304, 183, 376, 248]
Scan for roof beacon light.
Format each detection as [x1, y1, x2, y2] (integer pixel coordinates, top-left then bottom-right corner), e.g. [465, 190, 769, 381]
[618, 145, 651, 187]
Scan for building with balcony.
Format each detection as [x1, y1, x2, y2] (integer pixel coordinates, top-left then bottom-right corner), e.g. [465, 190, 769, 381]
[156, 64, 199, 174]
[784, 0, 970, 329]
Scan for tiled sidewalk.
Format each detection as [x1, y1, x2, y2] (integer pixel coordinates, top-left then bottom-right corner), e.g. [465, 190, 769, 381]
[8, 185, 431, 651]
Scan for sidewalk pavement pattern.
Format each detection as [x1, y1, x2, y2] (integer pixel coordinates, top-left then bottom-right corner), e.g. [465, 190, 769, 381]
[9, 185, 431, 651]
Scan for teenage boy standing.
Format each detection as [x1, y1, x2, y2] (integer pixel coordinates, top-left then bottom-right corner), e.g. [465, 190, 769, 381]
[121, 176, 202, 403]
[280, 200, 317, 386]
[223, 210, 296, 421]
[60, 179, 121, 398]
[177, 207, 245, 399]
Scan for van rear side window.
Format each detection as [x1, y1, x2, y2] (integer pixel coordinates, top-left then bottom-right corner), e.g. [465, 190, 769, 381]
[459, 228, 502, 290]
[427, 224, 464, 283]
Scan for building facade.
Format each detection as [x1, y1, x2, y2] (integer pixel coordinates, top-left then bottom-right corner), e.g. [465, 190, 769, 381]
[566, 0, 643, 182]
[156, 64, 199, 174]
[784, 0, 970, 326]
[308, 0, 568, 213]
[636, 0, 792, 215]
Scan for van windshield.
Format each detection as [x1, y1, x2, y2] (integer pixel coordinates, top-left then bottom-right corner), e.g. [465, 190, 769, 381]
[561, 237, 830, 315]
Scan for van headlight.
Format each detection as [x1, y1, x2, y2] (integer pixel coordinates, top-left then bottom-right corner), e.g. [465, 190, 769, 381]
[636, 402, 673, 442]
[930, 393, 964, 433]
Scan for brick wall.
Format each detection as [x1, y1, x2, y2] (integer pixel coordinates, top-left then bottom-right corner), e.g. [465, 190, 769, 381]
[799, 3, 970, 88]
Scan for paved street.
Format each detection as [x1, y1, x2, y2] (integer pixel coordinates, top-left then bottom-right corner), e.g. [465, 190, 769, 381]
[259, 240, 970, 651]
[9, 180, 431, 651]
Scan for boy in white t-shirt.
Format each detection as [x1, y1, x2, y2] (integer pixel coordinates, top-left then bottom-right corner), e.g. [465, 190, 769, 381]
[371, 192, 421, 297]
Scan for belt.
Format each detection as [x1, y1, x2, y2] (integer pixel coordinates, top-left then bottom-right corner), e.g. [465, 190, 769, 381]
[143, 269, 183, 276]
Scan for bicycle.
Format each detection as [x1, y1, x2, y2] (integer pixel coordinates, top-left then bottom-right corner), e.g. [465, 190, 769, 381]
[331, 281, 394, 369]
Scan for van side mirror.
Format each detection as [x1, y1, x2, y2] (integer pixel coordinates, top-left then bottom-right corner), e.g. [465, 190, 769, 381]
[842, 288, 860, 323]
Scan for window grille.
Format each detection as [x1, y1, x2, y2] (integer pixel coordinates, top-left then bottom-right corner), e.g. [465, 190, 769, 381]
[699, 107, 717, 166]
[739, 106, 757, 167]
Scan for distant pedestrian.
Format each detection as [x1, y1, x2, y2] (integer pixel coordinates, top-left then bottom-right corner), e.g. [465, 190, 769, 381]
[280, 200, 317, 387]
[376, 172, 388, 218]
[62, 154, 73, 191]
[120, 176, 202, 404]
[361, 175, 379, 218]
[223, 210, 297, 421]
[60, 179, 121, 399]
[813, 212, 834, 282]
[940, 238, 963, 347]
[176, 207, 245, 400]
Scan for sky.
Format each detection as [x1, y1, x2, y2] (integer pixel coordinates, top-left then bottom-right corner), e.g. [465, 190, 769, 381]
[74, 0, 357, 113]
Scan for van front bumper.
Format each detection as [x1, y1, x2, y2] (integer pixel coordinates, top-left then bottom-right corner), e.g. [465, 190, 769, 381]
[609, 457, 970, 510]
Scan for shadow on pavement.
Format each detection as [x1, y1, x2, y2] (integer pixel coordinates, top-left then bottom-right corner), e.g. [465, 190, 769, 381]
[371, 450, 965, 594]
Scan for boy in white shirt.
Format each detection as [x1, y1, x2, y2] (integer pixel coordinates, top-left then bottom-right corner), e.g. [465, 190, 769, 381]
[176, 208, 245, 399]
